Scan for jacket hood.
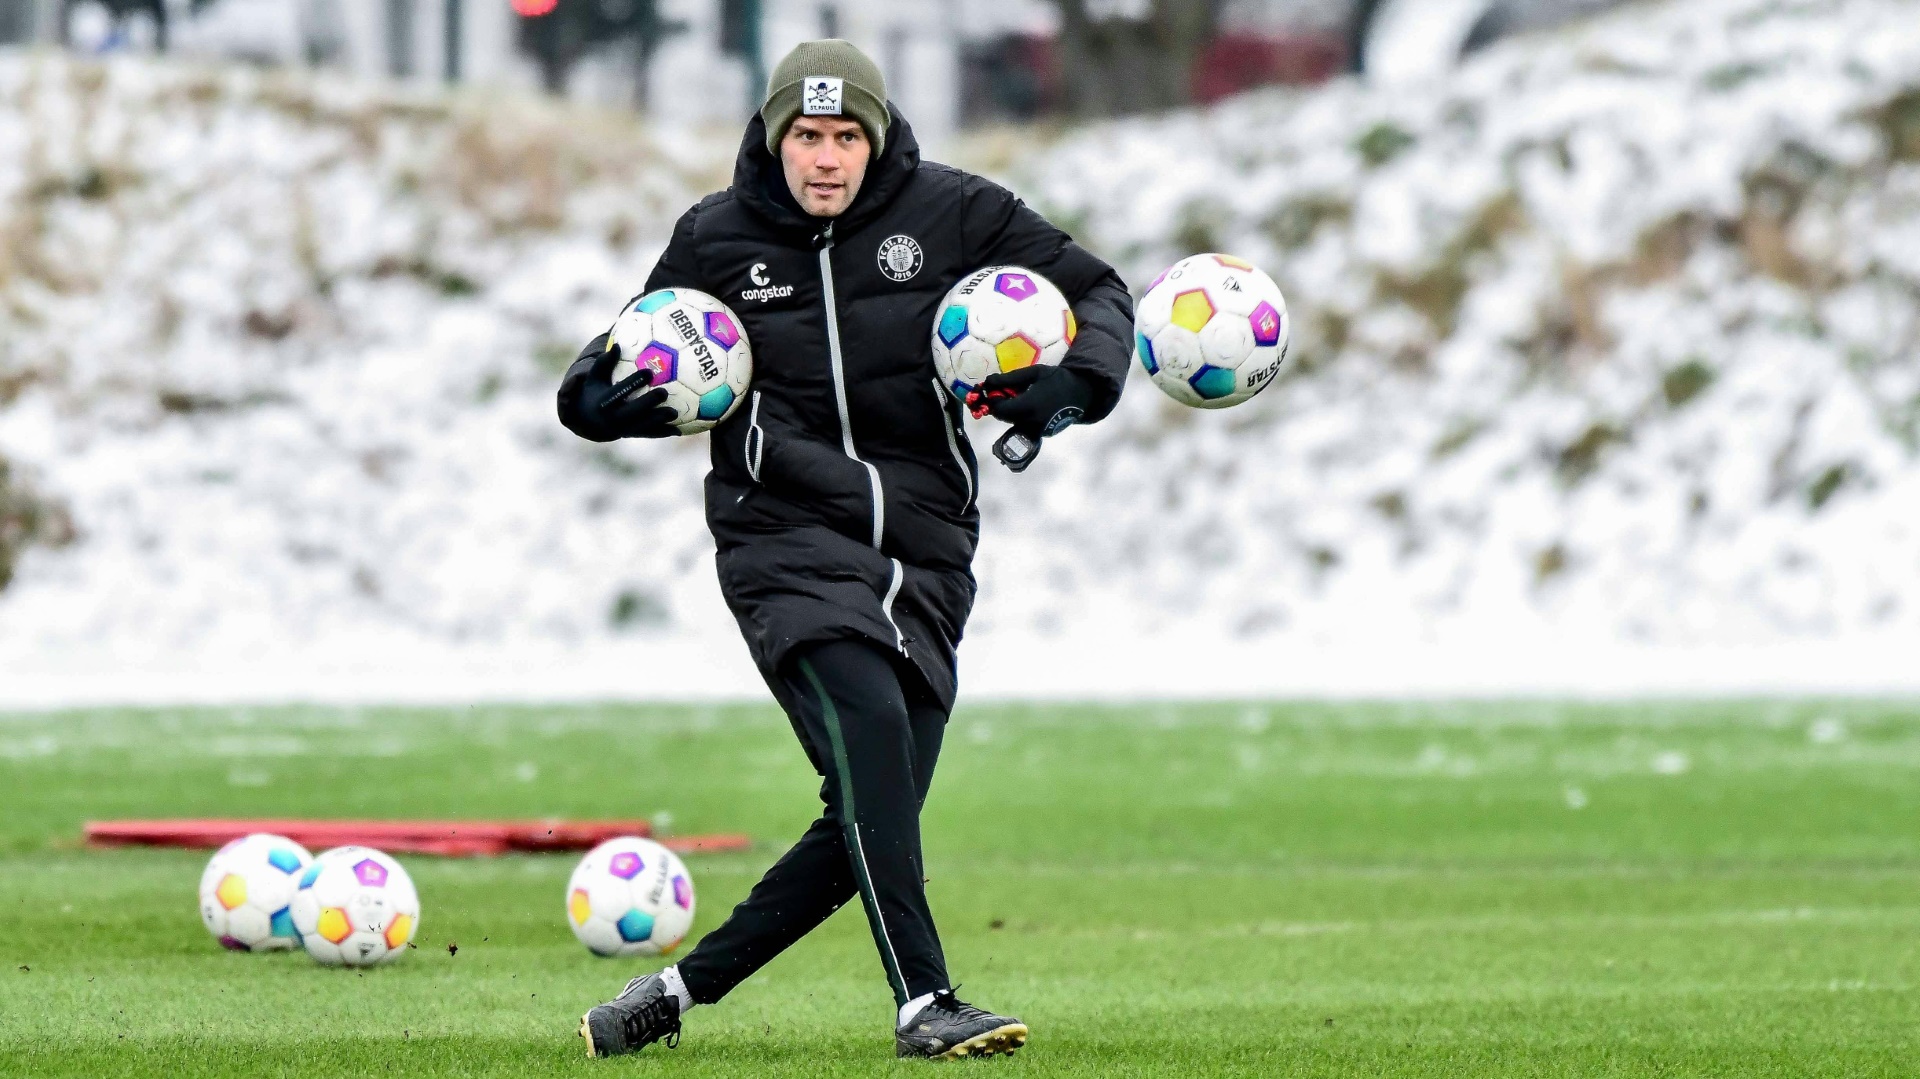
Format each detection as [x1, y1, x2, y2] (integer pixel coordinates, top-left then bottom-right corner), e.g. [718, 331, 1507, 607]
[732, 107, 922, 240]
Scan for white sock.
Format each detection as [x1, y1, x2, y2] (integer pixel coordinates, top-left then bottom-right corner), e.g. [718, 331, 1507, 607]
[897, 991, 938, 1030]
[659, 965, 696, 1014]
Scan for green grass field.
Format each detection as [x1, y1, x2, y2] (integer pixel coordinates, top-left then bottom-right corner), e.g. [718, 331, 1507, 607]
[3, 699, 1919, 1076]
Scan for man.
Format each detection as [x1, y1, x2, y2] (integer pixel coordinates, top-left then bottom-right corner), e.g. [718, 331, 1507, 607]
[557, 40, 1133, 1060]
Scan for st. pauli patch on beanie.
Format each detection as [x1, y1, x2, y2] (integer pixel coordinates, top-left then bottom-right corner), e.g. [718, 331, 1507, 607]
[760, 39, 890, 157]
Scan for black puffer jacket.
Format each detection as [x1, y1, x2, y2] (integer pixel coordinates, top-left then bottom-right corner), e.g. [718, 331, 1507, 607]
[562, 110, 1133, 708]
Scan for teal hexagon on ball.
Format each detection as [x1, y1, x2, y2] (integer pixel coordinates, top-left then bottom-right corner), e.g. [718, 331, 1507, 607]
[1189, 365, 1236, 401]
[697, 383, 736, 421]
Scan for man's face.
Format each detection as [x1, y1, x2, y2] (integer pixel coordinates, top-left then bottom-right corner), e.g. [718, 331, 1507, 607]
[780, 117, 870, 218]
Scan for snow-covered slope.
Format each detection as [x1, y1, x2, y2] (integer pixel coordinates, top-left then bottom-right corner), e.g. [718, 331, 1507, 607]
[3, 0, 1919, 705]
[0, 57, 752, 701]
[987, 0, 1920, 691]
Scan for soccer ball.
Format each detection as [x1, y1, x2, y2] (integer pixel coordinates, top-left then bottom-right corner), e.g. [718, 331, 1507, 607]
[606, 288, 753, 435]
[565, 836, 696, 958]
[930, 266, 1076, 405]
[197, 833, 313, 952]
[288, 846, 421, 967]
[1134, 254, 1291, 409]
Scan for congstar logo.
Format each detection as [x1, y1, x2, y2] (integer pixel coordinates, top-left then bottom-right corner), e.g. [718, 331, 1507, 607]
[741, 263, 793, 302]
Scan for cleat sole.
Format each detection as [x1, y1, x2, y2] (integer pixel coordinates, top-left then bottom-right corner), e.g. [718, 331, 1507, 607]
[579, 1013, 598, 1058]
[934, 1023, 1029, 1060]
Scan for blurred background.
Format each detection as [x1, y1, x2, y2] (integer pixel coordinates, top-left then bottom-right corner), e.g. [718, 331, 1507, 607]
[0, 0, 1631, 136]
[2, 0, 1916, 704]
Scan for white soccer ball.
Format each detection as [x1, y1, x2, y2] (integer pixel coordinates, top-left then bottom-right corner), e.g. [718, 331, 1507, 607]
[1134, 254, 1291, 409]
[606, 288, 753, 435]
[565, 836, 696, 958]
[288, 846, 421, 967]
[197, 833, 313, 952]
[930, 266, 1077, 405]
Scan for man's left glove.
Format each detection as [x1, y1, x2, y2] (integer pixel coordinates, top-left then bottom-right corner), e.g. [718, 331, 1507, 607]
[965, 364, 1097, 473]
[557, 338, 679, 442]
[968, 365, 1095, 436]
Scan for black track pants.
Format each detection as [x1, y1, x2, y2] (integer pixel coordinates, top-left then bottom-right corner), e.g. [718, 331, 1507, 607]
[675, 639, 950, 1007]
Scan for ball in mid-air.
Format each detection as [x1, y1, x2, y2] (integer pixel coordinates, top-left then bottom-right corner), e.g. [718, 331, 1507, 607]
[288, 846, 421, 967]
[565, 836, 695, 958]
[931, 266, 1076, 405]
[606, 288, 753, 435]
[197, 833, 314, 952]
[1135, 254, 1290, 409]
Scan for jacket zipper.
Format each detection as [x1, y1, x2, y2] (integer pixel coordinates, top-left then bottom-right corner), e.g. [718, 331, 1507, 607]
[931, 378, 975, 512]
[881, 559, 906, 653]
[817, 227, 907, 656]
[744, 390, 765, 483]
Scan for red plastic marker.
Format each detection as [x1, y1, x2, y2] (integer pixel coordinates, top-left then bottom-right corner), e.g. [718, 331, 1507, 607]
[85, 819, 751, 857]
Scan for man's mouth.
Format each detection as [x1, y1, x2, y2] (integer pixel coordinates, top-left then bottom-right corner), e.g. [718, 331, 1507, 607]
[807, 181, 843, 198]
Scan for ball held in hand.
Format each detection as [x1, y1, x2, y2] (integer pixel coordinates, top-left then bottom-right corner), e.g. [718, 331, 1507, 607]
[607, 289, 754, 435]
[931, 266, 1076, 409]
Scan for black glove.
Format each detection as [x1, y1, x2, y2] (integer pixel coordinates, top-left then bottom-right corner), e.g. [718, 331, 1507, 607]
[965, 364, 1096, 473]
[556, 337, 678, 442]
[968, 365, 1095, 435]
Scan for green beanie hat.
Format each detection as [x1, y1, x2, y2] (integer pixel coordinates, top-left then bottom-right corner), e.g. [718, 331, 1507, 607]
[760, 39, 890, 159]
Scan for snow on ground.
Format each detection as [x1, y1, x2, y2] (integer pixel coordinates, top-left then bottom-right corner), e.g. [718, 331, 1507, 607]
[3, 0, 1919, 706]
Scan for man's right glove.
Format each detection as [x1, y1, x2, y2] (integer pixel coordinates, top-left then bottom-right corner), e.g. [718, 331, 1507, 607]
[557, 337, 679, 442]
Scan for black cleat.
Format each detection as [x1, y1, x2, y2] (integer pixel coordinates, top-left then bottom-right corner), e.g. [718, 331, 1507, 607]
[580, 972, 682, 1058]
[896, 989, 1029, 1059]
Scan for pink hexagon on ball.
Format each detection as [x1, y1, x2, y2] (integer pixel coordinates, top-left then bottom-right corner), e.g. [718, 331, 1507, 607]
[704, 312, 740, 350]
[635, 343, 679, 386]
[1249, 301, 1283, 347]
[994, 273, 1037, 302]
